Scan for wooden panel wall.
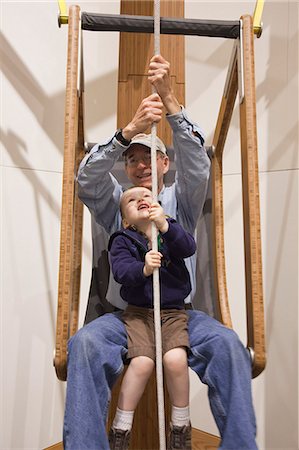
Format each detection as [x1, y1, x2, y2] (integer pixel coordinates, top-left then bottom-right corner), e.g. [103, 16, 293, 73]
[117, 0, 185, 147]
[108, 1, 186, 448]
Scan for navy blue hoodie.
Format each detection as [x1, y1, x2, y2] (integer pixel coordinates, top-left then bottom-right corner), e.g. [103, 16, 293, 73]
[108, 218, 196, 309]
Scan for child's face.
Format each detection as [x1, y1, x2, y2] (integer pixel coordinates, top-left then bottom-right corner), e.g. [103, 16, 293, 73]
[121, 187, 153, 229]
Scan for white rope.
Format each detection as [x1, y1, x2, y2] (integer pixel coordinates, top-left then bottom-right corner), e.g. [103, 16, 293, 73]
[151, 1, 166, 449]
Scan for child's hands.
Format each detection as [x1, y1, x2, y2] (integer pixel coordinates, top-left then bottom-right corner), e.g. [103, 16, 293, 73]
[143, 250, 163, 276]
[148, 202, 169, 233]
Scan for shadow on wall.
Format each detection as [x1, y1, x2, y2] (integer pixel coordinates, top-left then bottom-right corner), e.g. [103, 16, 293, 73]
[0, 31, 118, 160]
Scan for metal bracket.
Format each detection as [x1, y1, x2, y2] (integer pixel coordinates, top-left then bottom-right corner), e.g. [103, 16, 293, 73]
[57, 0, 68, 27]
[248, 346, 255, 367]
[253, 0, 264, 38]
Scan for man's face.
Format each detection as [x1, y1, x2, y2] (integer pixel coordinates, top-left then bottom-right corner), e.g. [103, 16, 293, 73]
[124, 144, 169, 192]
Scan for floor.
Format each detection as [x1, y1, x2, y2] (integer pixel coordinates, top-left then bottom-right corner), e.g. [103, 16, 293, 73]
[45, 427, 220, 449]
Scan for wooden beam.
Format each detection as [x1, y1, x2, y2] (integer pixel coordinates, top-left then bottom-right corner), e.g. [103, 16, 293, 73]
[54, 5, 85, 381]
[211, 43, 238, 329]
[211, 15, 266, 377]
[117, 0, 185, 147]
[239, 15, 265, 377]
[108, 1, 185, 447]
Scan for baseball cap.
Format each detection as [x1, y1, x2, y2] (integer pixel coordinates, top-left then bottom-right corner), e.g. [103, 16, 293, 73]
[123, 133, 167, 156]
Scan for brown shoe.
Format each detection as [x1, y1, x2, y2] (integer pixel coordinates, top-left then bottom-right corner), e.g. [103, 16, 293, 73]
[108, 427, 131, 450]
[168, 423, 192, 450]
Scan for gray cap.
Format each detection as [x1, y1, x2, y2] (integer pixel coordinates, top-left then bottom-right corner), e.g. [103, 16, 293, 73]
[124, 133, 167, 155]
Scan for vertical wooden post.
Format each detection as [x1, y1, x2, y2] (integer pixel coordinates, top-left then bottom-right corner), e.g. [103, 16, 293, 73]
[107, 1, 185, 447]
[239, 15, 265, 377]
[211, 15, 266, 377]
[117, 0, 185, 146]
[54, 5, 85, 381]
[212, 45, 238, 329]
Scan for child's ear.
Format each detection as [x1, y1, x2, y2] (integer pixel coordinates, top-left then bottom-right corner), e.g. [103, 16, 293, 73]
[122, 218, 129, 229]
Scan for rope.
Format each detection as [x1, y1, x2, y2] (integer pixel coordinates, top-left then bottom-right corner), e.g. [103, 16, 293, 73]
[151, 1, 166, 449]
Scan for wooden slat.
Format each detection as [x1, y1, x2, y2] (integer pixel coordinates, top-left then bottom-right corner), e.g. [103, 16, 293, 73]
[117, 0, 185, 147]
[211, 44, 238, 329]
[108, 1, 185, 448]
[211, 15, 265, 377]
[54, 5, 84, 381]
[69, 87, 85, 337]
[239, 15, 265, 377]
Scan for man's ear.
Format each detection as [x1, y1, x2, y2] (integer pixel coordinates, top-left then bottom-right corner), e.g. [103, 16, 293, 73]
[162, 155, 170, 174]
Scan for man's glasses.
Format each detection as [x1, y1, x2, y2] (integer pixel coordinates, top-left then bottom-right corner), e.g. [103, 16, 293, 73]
[125, 153, 164, 168]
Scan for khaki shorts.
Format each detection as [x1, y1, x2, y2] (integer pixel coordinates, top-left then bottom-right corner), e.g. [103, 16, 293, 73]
[122, 305, 190, 361]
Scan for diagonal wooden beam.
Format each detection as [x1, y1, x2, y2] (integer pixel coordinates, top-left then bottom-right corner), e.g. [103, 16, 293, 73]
[212, 42, 239, 329]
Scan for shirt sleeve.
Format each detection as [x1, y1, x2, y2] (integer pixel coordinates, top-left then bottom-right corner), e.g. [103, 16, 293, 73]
[167, 108, 211, 233]
[109, 236, 147, 286]
[76, 136, 129, 234]
[161, 219, 196, 259]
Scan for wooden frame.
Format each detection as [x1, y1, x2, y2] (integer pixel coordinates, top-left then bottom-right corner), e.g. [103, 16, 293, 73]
[54, 5, 85, 381]
[212, 15, 265, 377]
[54, 5, 266, 447]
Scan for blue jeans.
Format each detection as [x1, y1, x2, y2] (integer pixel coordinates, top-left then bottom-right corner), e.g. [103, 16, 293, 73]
[63, 310, 257, 450]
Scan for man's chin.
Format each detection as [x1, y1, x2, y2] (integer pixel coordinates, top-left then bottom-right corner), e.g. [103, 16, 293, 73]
[137, 180, 152, 189]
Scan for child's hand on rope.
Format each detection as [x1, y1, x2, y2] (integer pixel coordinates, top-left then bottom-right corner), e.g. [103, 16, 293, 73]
[122, 94, 163, 140]
[143, 249, 163, 276]
[148, 55, 180, 115]
[148, 202, 169, 233]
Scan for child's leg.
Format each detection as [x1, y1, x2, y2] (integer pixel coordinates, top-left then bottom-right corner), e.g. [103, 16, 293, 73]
[109, 356, 155, 449]
[163, 347, 191, 449]
[118, 355, 155, 411]
[163, 347, 189, 408]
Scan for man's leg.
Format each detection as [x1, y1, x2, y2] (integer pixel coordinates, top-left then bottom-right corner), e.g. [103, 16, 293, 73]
[187, 310, 257, 450]
[63, 312, 127, 450]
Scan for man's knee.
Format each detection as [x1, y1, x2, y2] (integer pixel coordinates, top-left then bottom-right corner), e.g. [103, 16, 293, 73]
[68, 325, 100, 357]
[210, 327, 251, 372]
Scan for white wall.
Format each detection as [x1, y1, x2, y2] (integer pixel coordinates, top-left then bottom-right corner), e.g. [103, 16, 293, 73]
[1, 1, 298, 449]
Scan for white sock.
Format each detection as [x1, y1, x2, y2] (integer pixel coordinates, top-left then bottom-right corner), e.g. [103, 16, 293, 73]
[171, 405, 190, 427]
[113, 407, 134, 431]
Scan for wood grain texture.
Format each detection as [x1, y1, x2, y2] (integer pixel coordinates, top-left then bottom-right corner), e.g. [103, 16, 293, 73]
[212, 44, 238, 330]
[211, 15, 265, 376]
[117, 0, 185, 147]
[44, 427, 220, 450]
[239, 15, 265, 377]
[108, 1, 185, 447]
[54, 5, 85, 381]
[54, 8, 265, 450]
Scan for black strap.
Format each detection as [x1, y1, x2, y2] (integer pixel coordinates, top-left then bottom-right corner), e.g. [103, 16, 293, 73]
[81, 13, 240, 39]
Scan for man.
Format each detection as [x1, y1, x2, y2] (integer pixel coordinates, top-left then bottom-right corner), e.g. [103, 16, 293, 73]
[63, 55, 257, 450]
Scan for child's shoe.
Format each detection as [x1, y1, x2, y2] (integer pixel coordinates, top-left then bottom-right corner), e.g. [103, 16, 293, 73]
[168, 422, 192, 450]
[108, 427, 131, 450]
